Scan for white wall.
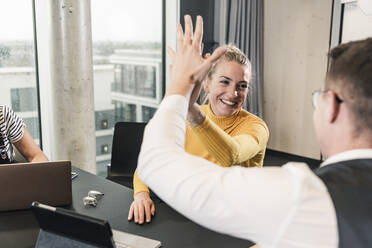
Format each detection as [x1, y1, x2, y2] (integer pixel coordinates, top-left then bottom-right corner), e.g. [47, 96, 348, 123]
[263, 0, 333, 159]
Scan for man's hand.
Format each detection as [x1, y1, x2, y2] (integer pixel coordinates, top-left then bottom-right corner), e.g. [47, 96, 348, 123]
[128, 191, 155, 224]
[166, 15, 226, 99]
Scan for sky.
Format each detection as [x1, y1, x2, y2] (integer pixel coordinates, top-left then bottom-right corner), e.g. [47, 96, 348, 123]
[0, 0, 162, 42]
[0, 0, 34, 40]
[90, 0, 162, 42]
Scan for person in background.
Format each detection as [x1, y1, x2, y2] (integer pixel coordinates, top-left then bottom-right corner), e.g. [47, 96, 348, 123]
[0, 105, 48, 164]
[137, 15, 372, 247]
[129, 43, 269, 224]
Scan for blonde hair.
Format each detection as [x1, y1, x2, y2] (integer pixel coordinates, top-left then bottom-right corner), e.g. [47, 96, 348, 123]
[207, 45, 251, 80]
[201, 45, 251, 104]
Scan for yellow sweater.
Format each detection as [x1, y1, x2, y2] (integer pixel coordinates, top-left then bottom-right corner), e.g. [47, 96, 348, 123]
[133, 103, 269, 195]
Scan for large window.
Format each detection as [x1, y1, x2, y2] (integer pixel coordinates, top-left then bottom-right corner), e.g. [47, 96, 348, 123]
[91, 0, 164, 176]
[0, 0, 41, 145]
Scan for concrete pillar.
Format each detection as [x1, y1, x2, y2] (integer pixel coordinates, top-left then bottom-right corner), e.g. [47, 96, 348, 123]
[49, 0, 96, 173]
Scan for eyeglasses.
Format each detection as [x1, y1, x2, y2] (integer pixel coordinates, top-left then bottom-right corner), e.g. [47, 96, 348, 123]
[312, 89, 343, 108]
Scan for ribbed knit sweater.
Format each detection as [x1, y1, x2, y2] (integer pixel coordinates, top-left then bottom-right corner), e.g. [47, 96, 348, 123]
[133, 103, 269, 195]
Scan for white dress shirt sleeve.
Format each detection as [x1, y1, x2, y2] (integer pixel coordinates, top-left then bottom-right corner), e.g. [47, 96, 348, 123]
[137, 95, 338, 247]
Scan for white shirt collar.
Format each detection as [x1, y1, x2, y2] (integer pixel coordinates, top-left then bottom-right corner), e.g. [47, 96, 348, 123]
[320, 149, 372, 167]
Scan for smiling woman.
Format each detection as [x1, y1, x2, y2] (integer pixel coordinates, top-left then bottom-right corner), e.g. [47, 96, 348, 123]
[203, 46, 251, 117]
[186, 45, 269, 167]
[130, 43, 269, 225]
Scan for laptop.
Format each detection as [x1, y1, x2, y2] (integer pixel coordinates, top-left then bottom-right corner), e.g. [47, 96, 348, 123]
[31, 202, 162, 248]
[0, 161, 72, 211]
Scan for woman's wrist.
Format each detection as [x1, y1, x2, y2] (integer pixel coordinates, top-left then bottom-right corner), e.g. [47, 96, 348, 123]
[134, 191, 150, 199]
[188, 103, 205, 128]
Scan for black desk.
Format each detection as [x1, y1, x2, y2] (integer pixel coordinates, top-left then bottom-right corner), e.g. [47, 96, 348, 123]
[0, 168, 253, 248]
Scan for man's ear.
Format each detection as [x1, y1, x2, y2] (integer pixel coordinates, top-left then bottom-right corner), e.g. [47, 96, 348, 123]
[325, 91, 341, 123]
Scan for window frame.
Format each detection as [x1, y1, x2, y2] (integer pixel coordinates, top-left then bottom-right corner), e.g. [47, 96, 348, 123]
[32, 0, 43, 149]
[33, 0, 178, 161]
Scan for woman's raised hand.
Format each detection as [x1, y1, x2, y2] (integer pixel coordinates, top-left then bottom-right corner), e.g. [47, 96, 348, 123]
[166, 15, 226, 99]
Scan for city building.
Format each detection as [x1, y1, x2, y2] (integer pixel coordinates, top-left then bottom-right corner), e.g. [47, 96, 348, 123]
[0, 47, 162, 177]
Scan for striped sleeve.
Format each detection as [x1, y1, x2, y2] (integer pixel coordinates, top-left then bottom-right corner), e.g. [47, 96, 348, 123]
[3, 105, 25, 143]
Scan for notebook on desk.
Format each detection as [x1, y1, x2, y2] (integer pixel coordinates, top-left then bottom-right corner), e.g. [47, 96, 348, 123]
[31, 202, 162, 248]
[0, 160, 72, 211]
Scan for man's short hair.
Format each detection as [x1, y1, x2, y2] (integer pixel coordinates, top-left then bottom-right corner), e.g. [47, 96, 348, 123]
[326, 38, 372, 133]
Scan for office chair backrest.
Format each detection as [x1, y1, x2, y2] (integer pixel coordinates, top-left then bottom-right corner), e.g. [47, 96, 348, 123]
[110, 122, 147, 176]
